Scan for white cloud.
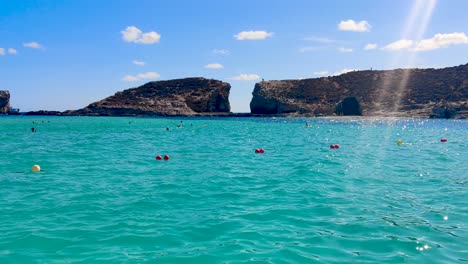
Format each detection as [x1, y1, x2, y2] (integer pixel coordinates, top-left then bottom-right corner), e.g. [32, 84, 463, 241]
[338, 47, 353, 52]
[228, 74, 260, 81]
[304, 36, 335, 43]
[122, 72, 160, 82]
[414, 32, 468, 51]
[121, 26, 160, 44]
[8, 48, 17, 54]
[132, 60, 145, 66]
[383, 32, 468, 52]
[383, 39, 414, 51]
[364, 43, 378, 50]
[135, 32, 161, 44]
[213, 49, 229, 55]
[204, 63, 224, 69]
[121, 26, 141, 42]
[313, 71, 329, 76]
[234, 31, 273, 40]
[338, 19, 371, 32]
[23, 42, 42, 49]
[333, 69, 357, 76]
[136, 72, 160, 79]
[122, 75, 140, 81]
[0, 48, 5, 55]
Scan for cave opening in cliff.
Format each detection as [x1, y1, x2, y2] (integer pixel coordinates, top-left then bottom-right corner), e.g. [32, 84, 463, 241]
[335, 97, 362, 116]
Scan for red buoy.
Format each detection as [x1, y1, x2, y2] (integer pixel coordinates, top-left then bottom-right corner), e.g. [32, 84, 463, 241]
[255, 148, 265, 154]
[156, 155, 162, 160]
[164, 154, 170, 160]
[330, 144, 340, 149]
[335, 144, 340, 149]
[441, 138, 447, 142]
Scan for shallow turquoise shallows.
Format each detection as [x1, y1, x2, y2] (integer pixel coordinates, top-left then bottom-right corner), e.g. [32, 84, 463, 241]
[0, 116, 467, 263]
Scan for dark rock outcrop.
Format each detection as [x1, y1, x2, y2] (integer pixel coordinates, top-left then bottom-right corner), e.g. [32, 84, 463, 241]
[66, 78, 231, 116]
[251, 64, 468, 118]
[0, 90, 10, 114]
[429, 107, 459, 119]
[24, 110, 62, 116]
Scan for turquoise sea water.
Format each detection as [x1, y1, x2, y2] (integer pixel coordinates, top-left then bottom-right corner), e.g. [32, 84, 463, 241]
[0, 116, 467, 263]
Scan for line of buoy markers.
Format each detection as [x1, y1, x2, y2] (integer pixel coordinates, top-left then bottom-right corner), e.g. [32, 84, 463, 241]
[28, 138, 450, 172]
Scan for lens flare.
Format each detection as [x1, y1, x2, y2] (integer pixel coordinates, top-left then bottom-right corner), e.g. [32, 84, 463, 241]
[375, 0, 437, 115]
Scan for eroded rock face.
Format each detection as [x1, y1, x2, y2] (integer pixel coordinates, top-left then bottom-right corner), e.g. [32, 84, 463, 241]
[0, 90, 10, 114]
[67, 78, 231, 116]
[250, 64, 468, 118]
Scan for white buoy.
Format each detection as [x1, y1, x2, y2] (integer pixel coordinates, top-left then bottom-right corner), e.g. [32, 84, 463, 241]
[32, 165, 41, 172]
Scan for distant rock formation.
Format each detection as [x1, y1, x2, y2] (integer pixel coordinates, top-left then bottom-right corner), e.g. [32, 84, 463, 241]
[65, 77, 231, 116]
[24, 110, 62, 116]
[251, 64, 468, 118]
[0, 90, 10, 114]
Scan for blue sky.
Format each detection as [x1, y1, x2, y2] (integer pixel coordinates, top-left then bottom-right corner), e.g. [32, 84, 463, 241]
[1, 0, 467, 112]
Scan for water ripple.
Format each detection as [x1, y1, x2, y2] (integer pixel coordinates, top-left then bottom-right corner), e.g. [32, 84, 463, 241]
[0, 116, 466, 263]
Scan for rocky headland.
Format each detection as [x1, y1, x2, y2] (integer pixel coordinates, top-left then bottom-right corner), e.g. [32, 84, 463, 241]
[0, 90, 10, 114]
[64, 77, 231, 116]
[250, 63, 468, 119]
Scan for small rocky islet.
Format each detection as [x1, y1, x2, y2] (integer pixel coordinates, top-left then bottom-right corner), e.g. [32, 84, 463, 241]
[63, 77, 231, 117]
[1, 63, 467, 118]
[0, 90, 11, 114]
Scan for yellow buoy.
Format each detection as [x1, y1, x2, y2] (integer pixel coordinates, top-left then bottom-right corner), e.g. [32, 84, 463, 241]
[32, 165, 41, 172]
[397, 140, 403, 145]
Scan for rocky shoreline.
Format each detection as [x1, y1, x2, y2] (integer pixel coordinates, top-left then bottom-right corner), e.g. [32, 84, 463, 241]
[2, 64, 467, 119]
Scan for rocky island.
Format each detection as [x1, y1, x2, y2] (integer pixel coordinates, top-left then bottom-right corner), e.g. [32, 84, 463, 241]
[0, 90, 10, 114]
[251, 63, 468, 119]
[65, 77, 231, 116]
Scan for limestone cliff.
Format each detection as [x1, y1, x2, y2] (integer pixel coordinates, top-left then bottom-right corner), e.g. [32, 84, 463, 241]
[250, 64, 468, 118]
[67, 78, 231, 116]
[0, 90, 10, 114]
